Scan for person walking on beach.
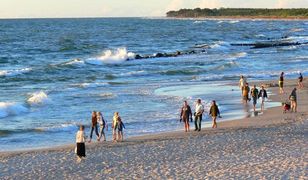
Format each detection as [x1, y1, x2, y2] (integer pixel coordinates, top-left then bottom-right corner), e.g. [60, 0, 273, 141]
[75, 125, 86, 162]
[194, 99, 204, 131]
[180, 100, 193, 132]
[250, 85, 259, 112]
[258, 85, 268, 111]
[209, 100, 221, 128]
[97, 111, 107, 141]
[116, 113, 125, 141]
[242, 82, 250, 104]
[279, 72, 284, 94]
[89, 111, 99, 143]
[239, 75, 247, 94]
[298, 72, 304, 89]
[289, 88, 297, 113]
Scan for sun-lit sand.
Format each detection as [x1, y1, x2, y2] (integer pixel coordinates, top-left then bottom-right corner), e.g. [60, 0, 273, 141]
[0, 79, 307, 179]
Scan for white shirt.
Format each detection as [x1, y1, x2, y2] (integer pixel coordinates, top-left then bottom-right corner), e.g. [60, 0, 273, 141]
[76, 130, 86, 143]
[195, 103, 204, 114]
[239, 78, 247, 88]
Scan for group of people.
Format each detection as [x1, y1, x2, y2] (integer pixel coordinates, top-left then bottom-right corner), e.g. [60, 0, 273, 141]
[75, 72, 304, 162]
[75, 111, 125, 162]
[239, 75, 268, 112]
[180, 99, 221, 132]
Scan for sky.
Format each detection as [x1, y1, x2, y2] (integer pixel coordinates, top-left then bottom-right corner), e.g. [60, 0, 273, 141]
[0, 0, 307, 18]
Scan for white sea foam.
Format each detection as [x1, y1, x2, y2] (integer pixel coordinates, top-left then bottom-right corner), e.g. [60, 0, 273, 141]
[118, 70, 146, 77]
[0, 68, 32, 77]
[36, 122, 78, 132]
[72, 82, 109, 88]
[85, 48, 135, 65]
[210, 41, 231, 50]
[229, 52, 247, 60]
[27, 91, 50, 106]
[0, 102, 28, 118]
[193, 21, 205, 24]
[64, 59, 85, 67]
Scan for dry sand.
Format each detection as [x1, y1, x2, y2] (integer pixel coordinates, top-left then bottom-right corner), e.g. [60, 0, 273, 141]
[0, 79, 307, 179]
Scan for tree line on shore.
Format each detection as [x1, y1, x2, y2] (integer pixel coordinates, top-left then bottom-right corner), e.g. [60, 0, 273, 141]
[166, 8, 308, 18]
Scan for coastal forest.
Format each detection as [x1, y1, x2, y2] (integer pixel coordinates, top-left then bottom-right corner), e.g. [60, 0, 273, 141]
[166, 8, 308, 18]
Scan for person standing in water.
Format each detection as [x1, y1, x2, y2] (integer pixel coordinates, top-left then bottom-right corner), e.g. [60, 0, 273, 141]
[279, 72, 284, 94]
[209, 100, 221, 128]
[88, 111, 99, 143]
[75, 125, 86, 162]
[239, 75, 247, 95]
[242, 83, 250, 104]
[258, 85, 268, 112]
[194, 99, 204, 131]
[97, 111, 107, 141]
[298, 72, 304, 89]
[180, 100, 193, 132]
[289, 88, 297, 113]
[250, 85, 259, 112]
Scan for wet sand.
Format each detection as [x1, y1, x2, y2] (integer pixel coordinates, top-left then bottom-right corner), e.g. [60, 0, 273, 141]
[0, 78, 307, 179]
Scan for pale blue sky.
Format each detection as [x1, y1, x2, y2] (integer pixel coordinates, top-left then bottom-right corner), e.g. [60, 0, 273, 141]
[1, 0, 307, 18]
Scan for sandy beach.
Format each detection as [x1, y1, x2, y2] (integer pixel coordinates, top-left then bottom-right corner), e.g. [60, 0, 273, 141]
[0, 78, 307, 179]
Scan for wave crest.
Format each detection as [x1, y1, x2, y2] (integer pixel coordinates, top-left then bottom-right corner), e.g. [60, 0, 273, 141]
[0, 68, 32, 77]
[85, 48, 135, 65]
[0, 102, 28, 118]
[27, 91, 50, 106]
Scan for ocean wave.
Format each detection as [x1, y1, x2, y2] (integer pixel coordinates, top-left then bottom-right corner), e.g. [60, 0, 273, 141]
[160, 69, 205, 76]
[85, 47, 135, 65]
[99, 92, 117, 99]
[35, 122, 79, 133]
[27, 91, 50, 106]
[118, 70, 146, 77]
[63, 59, 85, 67]
[217, 20, 239, 24]
[210, 41, 231, 50]
[0, 128, 43, 137]
[0, 102, 29, 118]
[228, 52, 247, 60]
[215, 61, 238, 71]
[193, 20, 205, 24]
[0, 68, 32, 77]
[72, 82, 109, 88]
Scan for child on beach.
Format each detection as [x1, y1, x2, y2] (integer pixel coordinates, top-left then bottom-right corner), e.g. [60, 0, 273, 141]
[116, 115, 125, 141]
[180, 100, 193, 132]
[75, 125, 86, 162]
[250, 85, 259, 112]
[89, 111, 99, 143]
[97, 111, 107, 141]
[258, 85, 268, 112]
[209, 100, 221, 128]
[279, 72, 284, 94]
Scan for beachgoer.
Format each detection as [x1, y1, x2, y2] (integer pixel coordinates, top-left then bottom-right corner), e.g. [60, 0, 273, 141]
[258, 85, 268, 111]
[298, 72, 304, 89]
[209, 100, 221, 128]
[112, 112, 120, 141]
[279, 72, 284, 94]
[194, 99, 204, 131]
[88, 111, 99, 143]
[76, 125, 86, 162]
[97, 111, 107, 141]
[242, 82, 250, 104]
[239, 75, 247, 95]
[289, 88, 297, 112]
[180, 100, 193, 132]
[115, 114, 125, 141]
[250, 85, 259, 111]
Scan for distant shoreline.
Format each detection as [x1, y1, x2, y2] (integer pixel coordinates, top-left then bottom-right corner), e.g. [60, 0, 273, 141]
[166, 16, 308, 21]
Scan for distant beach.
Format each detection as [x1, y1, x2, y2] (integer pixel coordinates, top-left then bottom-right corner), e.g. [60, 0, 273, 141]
[1, 78, 307, 178]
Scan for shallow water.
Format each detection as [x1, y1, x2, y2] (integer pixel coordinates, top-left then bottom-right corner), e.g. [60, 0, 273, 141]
[0, 18, 307, 151]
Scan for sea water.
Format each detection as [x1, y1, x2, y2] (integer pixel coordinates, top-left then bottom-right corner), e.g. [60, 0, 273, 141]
[0, 18, 307, 151]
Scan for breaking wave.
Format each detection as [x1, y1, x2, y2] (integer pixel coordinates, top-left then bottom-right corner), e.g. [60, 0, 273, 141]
[0, 68, 32, 77]
[27, 91, 50, 106]
[0, 102, 29, 118]
[85, 47, 135, 65]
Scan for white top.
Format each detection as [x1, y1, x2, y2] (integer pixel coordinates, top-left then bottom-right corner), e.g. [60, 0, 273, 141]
[76, 130, 86, 143]
[97, 115, 103, 125]
[195, 103, 204, 114]
[239, 78, 247, 87]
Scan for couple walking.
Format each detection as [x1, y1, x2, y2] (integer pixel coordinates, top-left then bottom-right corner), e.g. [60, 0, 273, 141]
[89, 111, 107, 143]
[180, 99, 220, 131]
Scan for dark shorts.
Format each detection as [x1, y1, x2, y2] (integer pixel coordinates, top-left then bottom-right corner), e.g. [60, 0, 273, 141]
[279, 81, 283, 88]
[76, 143, 86, 157]
[253, 97, 257, 105]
